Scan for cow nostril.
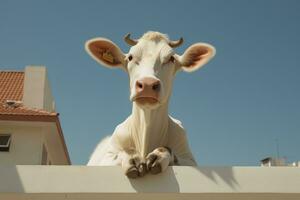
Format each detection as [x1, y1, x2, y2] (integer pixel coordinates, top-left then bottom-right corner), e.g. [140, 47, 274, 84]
[152, 83, 161, 92]
[136, 81, 143, 89]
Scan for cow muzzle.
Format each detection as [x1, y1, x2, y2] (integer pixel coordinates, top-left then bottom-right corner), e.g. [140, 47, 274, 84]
[133, 77, 161, 105]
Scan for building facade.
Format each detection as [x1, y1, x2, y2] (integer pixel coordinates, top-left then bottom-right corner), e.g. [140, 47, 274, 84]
[0, 66, 70, 165]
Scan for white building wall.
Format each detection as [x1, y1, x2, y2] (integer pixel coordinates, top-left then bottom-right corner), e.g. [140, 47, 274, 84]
[42, 124, 69, 165]
[0, 166, 299, 200]
[0, 124, 43, 165]
[23, 66, 55, 112]
[0, 121, 69, 165]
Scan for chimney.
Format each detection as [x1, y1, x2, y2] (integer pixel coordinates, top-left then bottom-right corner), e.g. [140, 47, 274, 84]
[22, 66, 55, 112]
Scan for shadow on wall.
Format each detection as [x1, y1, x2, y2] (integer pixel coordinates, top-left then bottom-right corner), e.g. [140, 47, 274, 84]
[0, 165, 24, 193]
[129, 167, 180, 192]
[194, 166, 240, 190]
[0, 165, 239, 194]
[128, 166, 239, 193]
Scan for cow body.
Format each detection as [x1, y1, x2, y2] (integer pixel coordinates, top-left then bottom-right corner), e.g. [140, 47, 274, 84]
[85, 31, 215, 178]
[88, 105, 196, 167]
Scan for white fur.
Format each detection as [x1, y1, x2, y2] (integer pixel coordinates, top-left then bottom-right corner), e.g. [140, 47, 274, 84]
[87, 136, 111, 165]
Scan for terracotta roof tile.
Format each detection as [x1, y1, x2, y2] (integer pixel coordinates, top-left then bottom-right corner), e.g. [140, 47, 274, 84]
[0, 102, 58, 116]
[0, 71, 57, 116]
[0, 71, 24, 103]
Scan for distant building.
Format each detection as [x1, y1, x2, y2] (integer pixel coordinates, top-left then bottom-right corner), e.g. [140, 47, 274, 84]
[260, 157, 299, 167]
[288, 161, 300, 167]
[260, 157, 286, 167]
[0, 66, 70, 165]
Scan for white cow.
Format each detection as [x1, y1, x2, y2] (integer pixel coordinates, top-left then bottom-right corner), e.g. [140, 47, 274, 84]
[86, 31, 215, 178]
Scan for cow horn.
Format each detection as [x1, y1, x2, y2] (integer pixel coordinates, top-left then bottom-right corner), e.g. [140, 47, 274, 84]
[169, 37, 184, 48]
[124, 33, 138, 46]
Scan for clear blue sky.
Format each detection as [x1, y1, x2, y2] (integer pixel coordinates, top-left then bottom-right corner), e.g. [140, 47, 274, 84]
[1, 0, 299, 166]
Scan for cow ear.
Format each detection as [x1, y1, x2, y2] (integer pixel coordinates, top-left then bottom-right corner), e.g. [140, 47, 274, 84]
[179, 43, 216, 72]
[85, 38, 126, 69]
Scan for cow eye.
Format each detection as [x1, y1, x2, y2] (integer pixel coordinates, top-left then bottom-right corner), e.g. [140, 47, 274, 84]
[169, 55, 175, 63]
[163, 55, 175, 65]
[128, 55, 133, 61]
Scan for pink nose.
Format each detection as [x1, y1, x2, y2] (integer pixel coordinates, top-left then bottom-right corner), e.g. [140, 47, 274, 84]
[135, 78, 161, 97]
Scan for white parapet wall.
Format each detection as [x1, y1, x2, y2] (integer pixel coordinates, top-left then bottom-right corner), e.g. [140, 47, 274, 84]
[0, 166, 299, 200]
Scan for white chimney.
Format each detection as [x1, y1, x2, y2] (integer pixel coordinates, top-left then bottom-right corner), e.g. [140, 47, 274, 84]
[22, 66, 55, 112]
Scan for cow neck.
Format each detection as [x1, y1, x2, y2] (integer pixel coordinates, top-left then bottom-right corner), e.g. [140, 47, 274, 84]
[130, 102, 169, 157]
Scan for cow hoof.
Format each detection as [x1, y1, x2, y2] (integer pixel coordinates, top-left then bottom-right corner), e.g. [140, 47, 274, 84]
[149, 163, 162, 175]
[126, 166, 139, 179]
[146, 154, 162, 175]
[138, 163, 147, 177]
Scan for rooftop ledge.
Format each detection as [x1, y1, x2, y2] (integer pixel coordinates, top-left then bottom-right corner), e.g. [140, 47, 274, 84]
[1, 166, 300, 200]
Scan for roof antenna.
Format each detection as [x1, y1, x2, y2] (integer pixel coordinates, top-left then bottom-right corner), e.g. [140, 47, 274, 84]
[275, 138, 280, 158]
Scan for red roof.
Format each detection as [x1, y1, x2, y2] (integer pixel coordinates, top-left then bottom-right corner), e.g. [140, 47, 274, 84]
[0, 71, 57, 116]
[0, 71, 24, 102]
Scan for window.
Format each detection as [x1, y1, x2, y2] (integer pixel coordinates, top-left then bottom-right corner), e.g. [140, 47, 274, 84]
[41, 144, 48, 165]
[0, 134, 11, 152]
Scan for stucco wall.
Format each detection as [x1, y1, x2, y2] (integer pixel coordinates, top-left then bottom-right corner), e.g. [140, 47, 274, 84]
[0, 121, 69, 165]
[0, 125, 43, 164]
[23, 66, 55, 112]
[0, 166, 299, 200]
[43, 123, 69, 165]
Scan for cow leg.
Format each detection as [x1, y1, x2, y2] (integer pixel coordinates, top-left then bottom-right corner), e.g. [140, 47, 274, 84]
[121, 152, 147, 178]
[146, 147, 176, 174]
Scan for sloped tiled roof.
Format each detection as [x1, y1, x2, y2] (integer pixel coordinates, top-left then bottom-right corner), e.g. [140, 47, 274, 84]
[0, 71, 57, 116]
[0, 71, 24, 103]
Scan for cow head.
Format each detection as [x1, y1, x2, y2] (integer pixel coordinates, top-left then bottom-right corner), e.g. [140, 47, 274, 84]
[85, 31, 215, 109]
